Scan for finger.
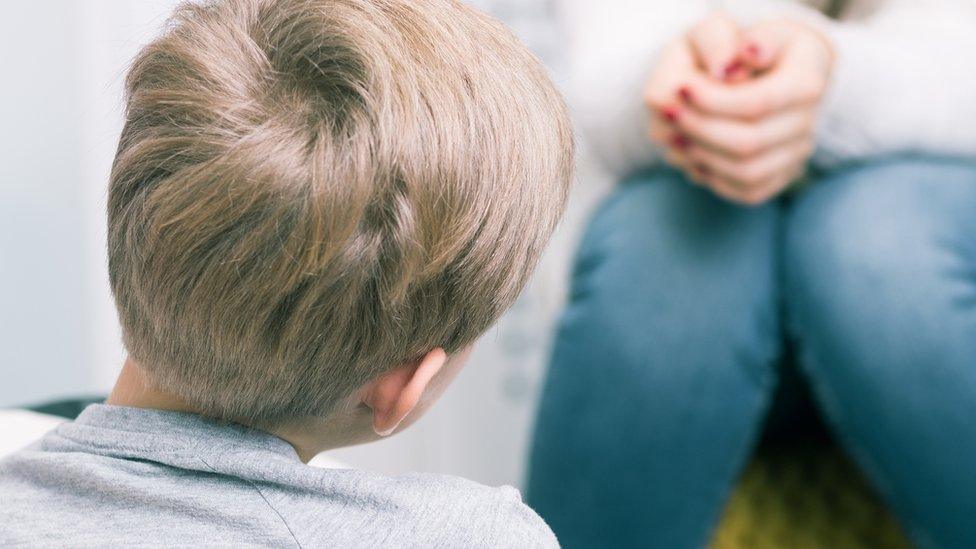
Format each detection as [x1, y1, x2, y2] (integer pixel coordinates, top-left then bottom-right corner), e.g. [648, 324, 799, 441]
[676, 106, 815, 159]
[742, 19, 834, 75]
[662, 142, 711, 186]
[649, 101, 710, 186]
[705, 176, 756, 204]
[679, 62, 825, 119]
[702, 148, 808, 205]
[690, 138, 814, 188]
[642, 39, 698, 110]
[697, 138, 813, 190]
[663, 150, 708, 186]
[687, 12, 742, 80]
[738, 24, 787, 72]
[722, 62, 752, 84]
[663, 149, 689, 169]
[650, 112, 696, 151]
[649, 117, 688, 150]
[705, 171, 793, 206]
[745, 167, 804, 204]
[662, 143, 694, 170]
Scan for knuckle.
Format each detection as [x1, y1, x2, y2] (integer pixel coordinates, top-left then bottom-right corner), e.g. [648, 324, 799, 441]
[691, 17, 713, 35]
[802, 139, 816, 156]
[744, 96, 772, 118]
[704, 11, 735, 28]
[770, 174, 791, 192]
[642, 89, 659, 108]
[643, 87, 669, 109]
[689, 20, 709, 38]
[733, 133, 762, 157]
[741, 189, 770, 206]
[663, 151, 685, 167]
[799, 112, 817, 134]
[797, 76, 825, 101]
[642, 80, 666, 107]
[737, 160, 767, 185]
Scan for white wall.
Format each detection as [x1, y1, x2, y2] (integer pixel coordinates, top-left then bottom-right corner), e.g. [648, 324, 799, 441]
[0, 0, 610, 489]
[0, 2, 90, 404]
[1, 1, 181, 405]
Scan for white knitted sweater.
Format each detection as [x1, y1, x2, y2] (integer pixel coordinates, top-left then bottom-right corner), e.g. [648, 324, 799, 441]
[559, 0, 976, 176]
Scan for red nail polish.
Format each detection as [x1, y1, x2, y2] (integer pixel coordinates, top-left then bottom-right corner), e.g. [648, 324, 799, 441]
[678, 86, 693, 103]
[659, 107, 679, 123]
[670, 134, 692, 150]
[723, 59, 744, 79]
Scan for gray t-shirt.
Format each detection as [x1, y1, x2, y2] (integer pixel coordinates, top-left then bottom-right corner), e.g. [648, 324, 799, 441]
[0, 405, 557, 548]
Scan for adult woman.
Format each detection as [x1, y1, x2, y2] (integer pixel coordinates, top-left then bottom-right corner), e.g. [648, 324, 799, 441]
[527, 1, 976, 547]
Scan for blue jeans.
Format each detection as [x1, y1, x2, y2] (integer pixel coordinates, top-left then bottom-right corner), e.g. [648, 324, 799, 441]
[526, 157, 976, 549]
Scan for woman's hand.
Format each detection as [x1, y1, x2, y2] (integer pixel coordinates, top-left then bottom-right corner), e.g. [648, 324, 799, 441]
[645, 17, 835, 205]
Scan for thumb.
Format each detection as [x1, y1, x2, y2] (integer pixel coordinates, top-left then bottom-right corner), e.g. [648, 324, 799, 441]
[738, 23, 789, 72]
[688, 13, 743, 80]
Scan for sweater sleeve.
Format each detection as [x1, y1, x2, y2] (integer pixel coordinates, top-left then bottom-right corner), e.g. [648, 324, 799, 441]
[557, 0, 712, 178]
[810, 1, 976, 165]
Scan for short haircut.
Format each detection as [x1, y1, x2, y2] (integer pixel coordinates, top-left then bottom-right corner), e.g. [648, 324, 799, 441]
[107, 0, 573, 425]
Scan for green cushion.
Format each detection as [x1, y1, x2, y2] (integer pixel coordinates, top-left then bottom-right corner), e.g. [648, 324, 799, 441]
[712, 440, 911, 548]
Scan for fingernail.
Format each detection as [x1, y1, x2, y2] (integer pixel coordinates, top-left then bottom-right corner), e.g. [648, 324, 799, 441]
[745, 43, 761, 58]
[678, 86, 693, 103]
[723, 59, 744, 79]
[670, 134, 692, 150]
[659, 106, 679, 123]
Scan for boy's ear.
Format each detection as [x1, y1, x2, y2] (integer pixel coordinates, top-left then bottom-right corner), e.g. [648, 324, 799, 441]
[362, 348, 448, 437]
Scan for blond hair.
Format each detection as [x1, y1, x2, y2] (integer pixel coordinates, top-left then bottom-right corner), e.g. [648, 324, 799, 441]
[107, 0, 573, 425]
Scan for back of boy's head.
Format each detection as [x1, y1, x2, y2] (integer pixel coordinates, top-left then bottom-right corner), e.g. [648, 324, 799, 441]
[107, 0, 573, 426]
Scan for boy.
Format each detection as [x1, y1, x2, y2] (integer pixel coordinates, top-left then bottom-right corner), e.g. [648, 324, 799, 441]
[0, 0, 573, 546]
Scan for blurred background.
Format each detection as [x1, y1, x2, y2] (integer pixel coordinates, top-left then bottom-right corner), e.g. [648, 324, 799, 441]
[0, 0, 610, 489]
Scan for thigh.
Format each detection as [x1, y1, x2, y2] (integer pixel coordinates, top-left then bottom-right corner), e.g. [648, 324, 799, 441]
[528, 169, 782, 548]
[785, 156, 976, 548]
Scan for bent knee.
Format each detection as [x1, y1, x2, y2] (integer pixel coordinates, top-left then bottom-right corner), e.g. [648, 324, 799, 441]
[559, 169, 780, 388]
[785, 157, 976, 339]
[574, 169, 778, 303]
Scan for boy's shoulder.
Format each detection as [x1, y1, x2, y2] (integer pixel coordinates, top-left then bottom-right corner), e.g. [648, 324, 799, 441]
[387, 471, 559, 548]
[275, 466, 559, 548]
[0, 406, 559, 547]
[1, 438, 557, 548]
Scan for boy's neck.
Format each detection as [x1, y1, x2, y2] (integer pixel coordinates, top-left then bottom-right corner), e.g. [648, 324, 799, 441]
[106, 358, 336, 462]
[106, 358, 199, 415]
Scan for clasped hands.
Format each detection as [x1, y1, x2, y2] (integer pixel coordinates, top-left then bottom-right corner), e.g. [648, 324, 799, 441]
[646, 13, 835, 205]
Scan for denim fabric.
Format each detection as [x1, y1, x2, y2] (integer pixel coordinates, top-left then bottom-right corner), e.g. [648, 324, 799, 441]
[527, 157, 976, 549]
